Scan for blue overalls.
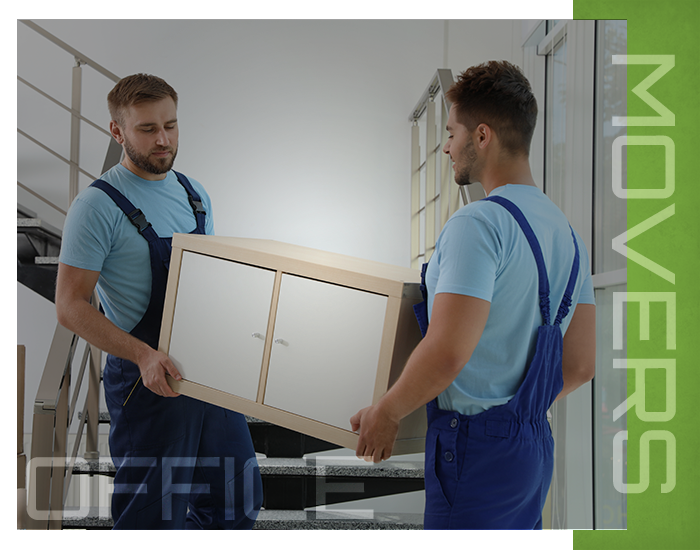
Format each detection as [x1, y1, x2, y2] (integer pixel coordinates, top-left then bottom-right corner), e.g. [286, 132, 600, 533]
[415, 195, 579, 530]
[91, 172, 263, 529]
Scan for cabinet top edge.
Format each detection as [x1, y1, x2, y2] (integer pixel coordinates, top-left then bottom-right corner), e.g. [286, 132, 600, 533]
[172, 234, 421, 284]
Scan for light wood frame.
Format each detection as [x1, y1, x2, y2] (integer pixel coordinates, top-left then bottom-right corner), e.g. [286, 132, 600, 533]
[159, 234, 427, 454]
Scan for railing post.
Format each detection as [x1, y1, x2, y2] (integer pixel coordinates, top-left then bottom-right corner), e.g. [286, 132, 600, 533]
[17, 345, 27, 529]
[85, 292, 102, 459]
[49, 374, 70, 529]
[84, 344, 101, 460]
[69, 58, 83, 205]
[26, 410, 54, 529]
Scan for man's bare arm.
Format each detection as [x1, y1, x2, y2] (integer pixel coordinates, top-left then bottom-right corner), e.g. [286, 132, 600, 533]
[351, 293, 490, 462]
[55, 262, 181, 397]
[555, 303, 596, 401]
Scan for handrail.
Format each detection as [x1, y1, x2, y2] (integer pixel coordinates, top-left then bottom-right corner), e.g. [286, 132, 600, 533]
[18, 76, 112, 137]
[17, 129, 98, 182]
[18, 19, 121, 216]
[19, 20, 120, 83]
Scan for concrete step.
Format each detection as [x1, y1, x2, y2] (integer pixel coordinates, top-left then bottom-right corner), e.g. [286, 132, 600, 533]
[64, 457, 425, 528]
[254, 509, 423, 530]
[71, 455, 424, 510]
[62, 509, 423, 530]
[71, 456, 424, 480]
[258, 457, 424, 510]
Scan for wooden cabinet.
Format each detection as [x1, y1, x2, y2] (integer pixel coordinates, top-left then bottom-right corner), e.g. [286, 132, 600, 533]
[159, 235, 427, 454]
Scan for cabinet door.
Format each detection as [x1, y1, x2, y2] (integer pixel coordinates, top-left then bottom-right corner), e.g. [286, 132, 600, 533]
[169, 251, 275, 402]
[264, 274, 388, 431]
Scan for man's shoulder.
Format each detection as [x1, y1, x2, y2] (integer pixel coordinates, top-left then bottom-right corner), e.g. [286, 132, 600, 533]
[173, 170, 209, 199]
[447, 196, 509, 229]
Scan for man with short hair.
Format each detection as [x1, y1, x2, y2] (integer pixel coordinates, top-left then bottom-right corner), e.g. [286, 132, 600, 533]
[351, 61, 595, 529]
[56, 73, 262, 529]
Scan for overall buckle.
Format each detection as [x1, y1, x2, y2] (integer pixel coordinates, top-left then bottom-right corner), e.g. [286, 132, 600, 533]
[127, 209, 152, 234]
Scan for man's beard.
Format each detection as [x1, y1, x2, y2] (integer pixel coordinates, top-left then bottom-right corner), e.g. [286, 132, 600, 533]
[454, 140, 478, 186]
[124, 137, 178, 176]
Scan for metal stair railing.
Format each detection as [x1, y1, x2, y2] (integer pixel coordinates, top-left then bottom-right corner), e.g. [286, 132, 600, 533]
[25, 297, 102, 529]
[17, 19, 122, 218]
[17, 19, 124, 304]
[18, 24, 120, 526]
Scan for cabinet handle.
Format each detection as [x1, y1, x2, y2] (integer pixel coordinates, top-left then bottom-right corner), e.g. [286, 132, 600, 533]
[273, 338, 289, 347]
[251, 332, 265, 340]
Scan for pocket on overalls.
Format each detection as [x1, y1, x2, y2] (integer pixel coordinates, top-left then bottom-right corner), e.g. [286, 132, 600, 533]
[426, 429, 458, 508]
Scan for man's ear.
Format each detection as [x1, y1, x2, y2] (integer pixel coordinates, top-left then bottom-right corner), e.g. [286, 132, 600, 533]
[475, 123, 494, 150]
[109, 120, 125, 145]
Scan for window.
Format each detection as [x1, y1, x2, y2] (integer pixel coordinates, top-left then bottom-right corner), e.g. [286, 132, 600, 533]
[537, 18, 627, 530]
[592, 19, 628, 530]
[545, 33, 567, 201]
[538, 19, 597, 529]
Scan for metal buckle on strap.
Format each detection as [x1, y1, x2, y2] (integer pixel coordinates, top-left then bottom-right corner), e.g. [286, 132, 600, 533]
[127, 209, 152, 234]
[188, 195, 206, 215]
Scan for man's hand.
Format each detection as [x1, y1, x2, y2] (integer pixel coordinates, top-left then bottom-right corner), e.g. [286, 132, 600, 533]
[136, 347, 182, 398]
[56, 262, 183, 399]
[350, 403, 400, 463]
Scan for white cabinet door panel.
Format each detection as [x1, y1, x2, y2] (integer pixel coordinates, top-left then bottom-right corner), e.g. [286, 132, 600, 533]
[169, 252, 275, 401]
[264, 274, 388, 430]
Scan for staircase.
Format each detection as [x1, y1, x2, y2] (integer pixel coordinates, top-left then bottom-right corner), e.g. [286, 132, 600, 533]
[61, 413, 424, 529]
[17, 205, 61, 303]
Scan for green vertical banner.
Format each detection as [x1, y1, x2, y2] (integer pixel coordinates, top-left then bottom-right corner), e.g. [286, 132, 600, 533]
[574, 0, 700, 548]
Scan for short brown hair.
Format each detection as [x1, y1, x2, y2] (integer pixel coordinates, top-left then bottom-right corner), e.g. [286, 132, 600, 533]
[108, 73, 178, 126]
[445, 61, 537, 156]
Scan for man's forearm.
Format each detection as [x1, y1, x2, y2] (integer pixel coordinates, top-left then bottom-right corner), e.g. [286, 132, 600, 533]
[57, 296, 151, 364]
[376, 333, 464, 423]
[555, 366, 594, 402]
[57, 296, 181, 397]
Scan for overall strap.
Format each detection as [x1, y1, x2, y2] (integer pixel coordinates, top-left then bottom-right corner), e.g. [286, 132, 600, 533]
[90, 172, 207, 239]
[553, 226, 580, 326]
[483, 195, 581, 328]
[482, 195, 552, 326]
[173, 170, 207, 234]
[90, 180, 159, 243]
[413, 261, 430, 337]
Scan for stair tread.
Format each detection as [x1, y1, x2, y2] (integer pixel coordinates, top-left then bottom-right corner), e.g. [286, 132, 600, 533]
[72, 456, 424, 478]
[259, 457, 424, 478]
[62, 509, 423, 530]
[17, 218, 63, 241]
[253, 509, 423, 529]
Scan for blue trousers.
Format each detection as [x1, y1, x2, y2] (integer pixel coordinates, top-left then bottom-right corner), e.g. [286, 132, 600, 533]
[104, 356, 263, 529]
[423, 403, 553, 529]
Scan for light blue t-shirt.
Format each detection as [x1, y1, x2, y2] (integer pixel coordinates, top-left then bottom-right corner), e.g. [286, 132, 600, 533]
[59, 164, 215, 333]
[426, 184, 594, 415]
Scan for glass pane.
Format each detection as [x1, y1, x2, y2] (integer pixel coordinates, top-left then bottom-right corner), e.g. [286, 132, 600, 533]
[593, 283, 627, 529]
[545, 36, 567, 203]
[594, 20, 627, 273]
[547, 20, 561, 33]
